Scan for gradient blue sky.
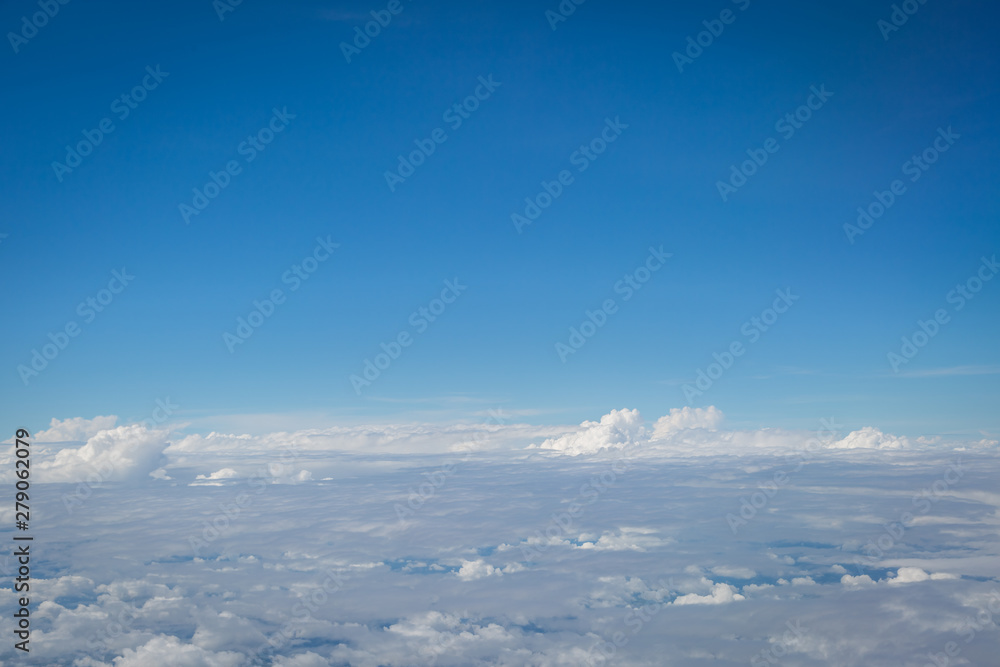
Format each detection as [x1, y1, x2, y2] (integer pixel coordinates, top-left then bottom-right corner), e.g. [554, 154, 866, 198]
[2, 0, 998, 438]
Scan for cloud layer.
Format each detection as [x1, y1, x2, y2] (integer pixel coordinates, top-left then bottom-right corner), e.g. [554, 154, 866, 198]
[2, 410, 997, 664]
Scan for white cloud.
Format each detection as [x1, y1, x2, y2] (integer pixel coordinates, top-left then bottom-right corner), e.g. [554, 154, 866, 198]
[35, 424, 169, 483]
[576, 527, 668, 552]
[672, 582, 745, 605]
[830, 427, 910, 450]
[113, 635, 244, 666]
[887, 567, 958, 585]
[652, 406, 724, 437]
[196, 468, 240, 481]
[457, 559, 501, 581]
[6, 411, 1000, 666]
[841, 574, 876, 587]
[535, 408, 646, 455]
[272, 652, 331, 667]
[32, 415, 118, 443]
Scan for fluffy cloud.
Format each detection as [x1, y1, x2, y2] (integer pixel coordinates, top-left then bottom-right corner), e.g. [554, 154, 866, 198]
[672, 582, 745, 605]
[3, 429, 998, 666]
[112, 635, 244, 666]
[830, 426, 910, 450]
[32, 415, 118, 443]
[576, 527, 669, 552]
[887, 567, 958, 584]
[457, 559, 501, 581]
[531, 408, 940, 458]
[194, 468, 240, 483]
[652, 406, 724, 437]
[534, 408, 646, 455]
[35, 424, 169, 483]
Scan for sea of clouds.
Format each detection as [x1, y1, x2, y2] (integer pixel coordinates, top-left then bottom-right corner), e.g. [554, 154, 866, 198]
[1, 408, 998, 665]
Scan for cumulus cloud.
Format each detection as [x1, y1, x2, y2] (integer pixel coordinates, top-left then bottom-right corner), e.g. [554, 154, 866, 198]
[535, 408, 647, 455]
[672, 582, 745, 605]
[455, 560, 523, 580]
[841, 574, 876, 587]
[531, 407, 935, 458]
[35, 424, 169, 483]
[887, 567, 957, 585]
[272, 653, 332, 667]
[576, 527, 669, 552]
[457, 559, 501, 581]
[652, 406, 724, 437]
[32, 415, 118, 443]
[6, 432, 1000, 666]
[830, 427, 910, 450]
[113, 635, 244, 666]
[197, 468, 240, 481]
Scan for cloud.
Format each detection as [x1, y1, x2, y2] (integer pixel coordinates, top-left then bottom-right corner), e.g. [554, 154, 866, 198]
[652, 406, 724, 437]
[272, 653, 332, 667]
[197, 468, 240, 481]
[672, 582, 745, 605]
[531, 407, 925, 458]
[711, 565, 757, 579]
[534, 408, 647, 455]
[841, 574, 876, 587]
[576, 527, 669, 552]
[112, 635, 244, 666]
[830, 427, 910, 450]
[35, 424, 169, 483]
[8, 428, 1000, 666]
[887, 567, 957, 585]
[32, 415, 118, 443]
[457, 559, 501, 581]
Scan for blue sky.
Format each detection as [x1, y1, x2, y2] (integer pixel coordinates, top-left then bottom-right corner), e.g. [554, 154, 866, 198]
[2, 0, 998, 438]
